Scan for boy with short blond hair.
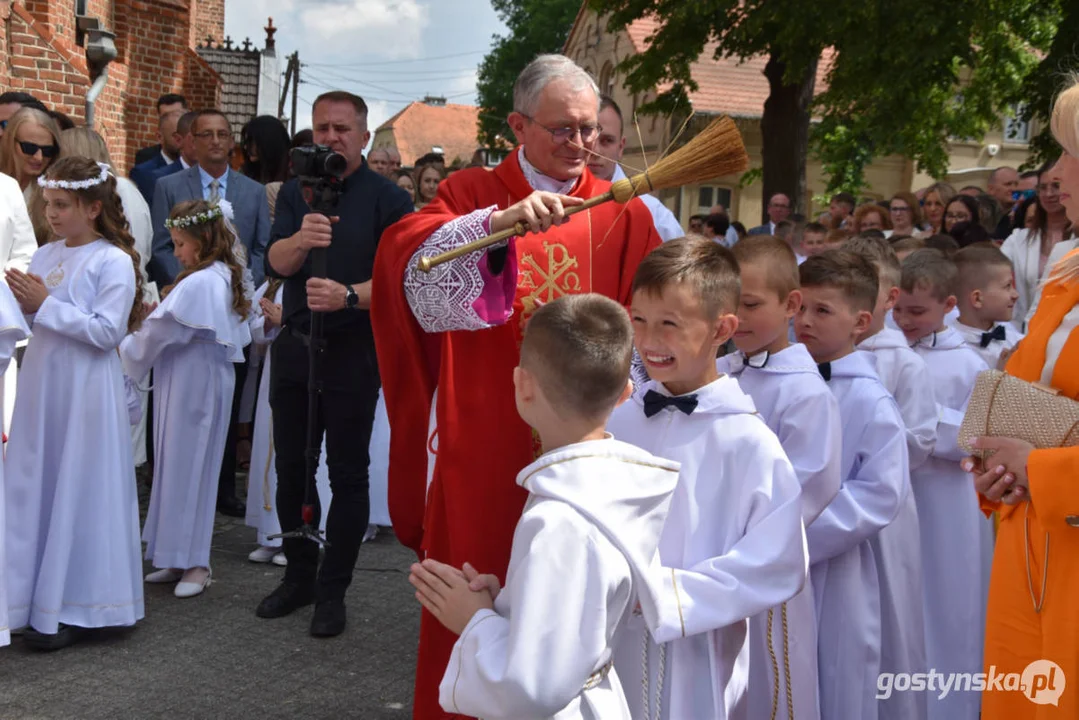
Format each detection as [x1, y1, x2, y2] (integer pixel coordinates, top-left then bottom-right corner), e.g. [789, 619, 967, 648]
[949, 243, 1023, 369]
[845, 235, 929, 720]
[611, 237, 806, 720]
[894, 249, 992, 720]
[719, 235, 841, 720]
[409, 293, 681, 720]
[796, 249, 908, 720]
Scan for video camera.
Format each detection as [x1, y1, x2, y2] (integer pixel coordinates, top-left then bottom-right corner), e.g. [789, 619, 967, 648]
[291, 145, 347, 217]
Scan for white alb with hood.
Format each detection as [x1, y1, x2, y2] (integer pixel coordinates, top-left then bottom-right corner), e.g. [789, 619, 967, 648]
[609, 375, 807, 720]
[438, 437, 680, 720]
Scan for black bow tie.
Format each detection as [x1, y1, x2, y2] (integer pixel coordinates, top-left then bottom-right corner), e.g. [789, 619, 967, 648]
[817, 362, 832, 381]
[980, 325, 1007, 348]
[643, 389, 698, 418]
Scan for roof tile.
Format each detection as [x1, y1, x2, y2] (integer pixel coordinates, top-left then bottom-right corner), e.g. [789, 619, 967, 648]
[375, 102, 480, 167]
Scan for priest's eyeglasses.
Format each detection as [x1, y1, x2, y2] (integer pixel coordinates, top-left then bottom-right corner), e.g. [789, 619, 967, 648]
[520, 115, 599, 145]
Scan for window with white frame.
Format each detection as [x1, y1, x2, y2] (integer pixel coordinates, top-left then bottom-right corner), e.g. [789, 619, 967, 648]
[1004, 104, 1030, 144]
[698, 186, 732, 214]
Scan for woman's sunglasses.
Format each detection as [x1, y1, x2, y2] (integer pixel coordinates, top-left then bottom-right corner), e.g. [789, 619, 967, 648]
[17, 140, 58, 159]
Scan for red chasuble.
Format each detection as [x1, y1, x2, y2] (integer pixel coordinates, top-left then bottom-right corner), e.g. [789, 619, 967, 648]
[372, 149, 661, 719]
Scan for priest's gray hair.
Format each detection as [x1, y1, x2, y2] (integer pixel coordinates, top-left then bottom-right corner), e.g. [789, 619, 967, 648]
[513, 54, 600, 117]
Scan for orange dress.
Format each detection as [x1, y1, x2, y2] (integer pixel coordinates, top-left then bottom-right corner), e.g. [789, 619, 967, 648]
[981, 255, 1079, 718]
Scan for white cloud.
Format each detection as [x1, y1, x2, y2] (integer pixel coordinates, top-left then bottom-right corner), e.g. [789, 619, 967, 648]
[300, 0, 428, 59]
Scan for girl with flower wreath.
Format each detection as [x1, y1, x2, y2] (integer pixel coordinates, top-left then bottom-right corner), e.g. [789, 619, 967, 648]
[4, 156, 147, 650]
[120, 199, 251, 599]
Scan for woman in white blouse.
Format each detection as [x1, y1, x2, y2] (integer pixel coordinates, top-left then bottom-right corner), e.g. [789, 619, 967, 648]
[1000, 160, 1075, 330]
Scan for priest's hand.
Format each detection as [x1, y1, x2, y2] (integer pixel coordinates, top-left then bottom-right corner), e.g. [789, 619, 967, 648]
[962, 436, 1033, 504]
[297, 213, 336, 251]
[306, 278, 347, 312]
[410, 559, 494, 635]
[463, 561, 501, 601]
[6, 268, 48, 314]
[490, 191, 585, 235]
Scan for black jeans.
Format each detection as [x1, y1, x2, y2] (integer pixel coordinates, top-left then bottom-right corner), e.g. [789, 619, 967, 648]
[270, 328, 379, 602]
[217, 348, 250, 501]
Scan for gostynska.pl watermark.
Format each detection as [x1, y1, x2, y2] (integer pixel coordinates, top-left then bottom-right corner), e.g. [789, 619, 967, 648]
[877, 660, 1066, 706]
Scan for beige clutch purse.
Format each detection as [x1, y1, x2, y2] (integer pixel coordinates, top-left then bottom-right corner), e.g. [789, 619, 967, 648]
[959, 370, 1079, 458]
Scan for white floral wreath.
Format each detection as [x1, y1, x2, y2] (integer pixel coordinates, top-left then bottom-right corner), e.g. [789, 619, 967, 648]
[165, 199, 234, 230]
[37, 161, 111, 190]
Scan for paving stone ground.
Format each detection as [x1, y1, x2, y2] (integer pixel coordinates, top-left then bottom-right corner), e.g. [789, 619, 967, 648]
[0, 471, 419, 720]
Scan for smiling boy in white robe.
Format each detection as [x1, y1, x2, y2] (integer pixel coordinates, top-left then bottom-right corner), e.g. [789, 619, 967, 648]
[795, 249, 908, 720]
[949, 244, 1024, 370]
[609, 237, 807, 720]
[893, 249, 992, 720]
[409, 293, 680, 720]
[846, 235, 929, 720]
[717, 235, 842, 720]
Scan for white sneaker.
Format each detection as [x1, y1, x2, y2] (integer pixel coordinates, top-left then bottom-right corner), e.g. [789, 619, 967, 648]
[362, 524, 378, 543]
[248, 546, 279, 563]
[145, 568, 183, 584]
[175, 568, 212, 598]
[271, 552, 287, 567]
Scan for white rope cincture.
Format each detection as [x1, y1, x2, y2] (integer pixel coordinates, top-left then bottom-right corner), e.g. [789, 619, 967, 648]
[641, 633, 666, 720]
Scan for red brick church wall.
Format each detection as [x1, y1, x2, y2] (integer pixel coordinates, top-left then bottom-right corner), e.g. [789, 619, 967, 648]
[0, 0, 224, 173]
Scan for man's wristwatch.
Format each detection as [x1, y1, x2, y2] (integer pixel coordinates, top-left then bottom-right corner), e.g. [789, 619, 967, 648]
[344, 285, 359, 310]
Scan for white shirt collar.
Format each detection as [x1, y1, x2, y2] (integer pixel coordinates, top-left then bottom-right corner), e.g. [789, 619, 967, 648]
[180, 156, 191, 170]
[518, 147, 577, 195]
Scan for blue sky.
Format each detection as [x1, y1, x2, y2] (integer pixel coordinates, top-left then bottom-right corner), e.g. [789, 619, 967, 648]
[224, 0, 508, 145]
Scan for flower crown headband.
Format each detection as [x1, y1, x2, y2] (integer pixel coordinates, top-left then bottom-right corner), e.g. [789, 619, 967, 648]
[37, 162, 111, 190]
[164, 199, 234, 230]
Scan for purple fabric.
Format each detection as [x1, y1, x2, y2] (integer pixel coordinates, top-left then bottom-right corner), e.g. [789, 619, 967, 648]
[472, 238, 518, 325]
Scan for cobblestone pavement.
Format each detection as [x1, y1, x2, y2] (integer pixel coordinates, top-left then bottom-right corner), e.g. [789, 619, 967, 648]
[0, 471, 420, 720]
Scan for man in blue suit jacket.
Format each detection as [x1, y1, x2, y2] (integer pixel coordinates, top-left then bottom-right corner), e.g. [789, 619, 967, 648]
[748, 192, 792, 235]
[130, 110, 183, 204]
[149, 110, 270, 288]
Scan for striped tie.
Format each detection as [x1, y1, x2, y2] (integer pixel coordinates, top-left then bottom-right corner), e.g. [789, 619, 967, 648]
[209, 179, 220, 203]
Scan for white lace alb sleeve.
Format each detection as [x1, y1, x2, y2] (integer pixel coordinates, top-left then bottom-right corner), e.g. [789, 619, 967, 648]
[404, 206, 518, 333]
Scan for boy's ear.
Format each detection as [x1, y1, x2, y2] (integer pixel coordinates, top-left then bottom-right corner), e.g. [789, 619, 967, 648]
[853, 309, 874, 337]
[616, 378, 634, 408]
[970, 288, 983, 309]
[884, 286, 900, 312]
[784, 289, 802, 319]
[944, 294, 958, 313]
[713, 313, 739, 347]
[513, 366, 532, 401]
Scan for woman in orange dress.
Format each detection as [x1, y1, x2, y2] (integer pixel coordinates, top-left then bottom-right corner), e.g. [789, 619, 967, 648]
[966, 80, 1079, 718]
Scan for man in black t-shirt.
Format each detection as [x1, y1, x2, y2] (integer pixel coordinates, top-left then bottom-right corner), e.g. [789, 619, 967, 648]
[256, 91, 413, 638]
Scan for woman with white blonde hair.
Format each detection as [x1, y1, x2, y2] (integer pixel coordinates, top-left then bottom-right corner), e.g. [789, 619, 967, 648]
[964, 77, 1079, 719]
[0, 108, 61, 245]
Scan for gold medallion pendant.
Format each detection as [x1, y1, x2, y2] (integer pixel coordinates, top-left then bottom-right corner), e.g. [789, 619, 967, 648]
[45, 263, 64, 289]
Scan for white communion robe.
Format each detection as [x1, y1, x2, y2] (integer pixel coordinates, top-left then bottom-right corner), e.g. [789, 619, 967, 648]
[854, 330, 930, 720]
[121, 262, 251, 570]
[910, 327, 993, 720]
[948, 317, 1024, 371]
[439, 438, 680, 720]
[719, 344, 843, 720]
[609, 376, 807, 720]
[808, 351, 908, 720]
[5, 239, 144, 634]
[0, 281, 29, 647]
[245, 283, 331, 546]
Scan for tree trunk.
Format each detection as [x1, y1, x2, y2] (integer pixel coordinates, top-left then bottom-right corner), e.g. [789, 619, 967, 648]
[759, 53, 818, 221]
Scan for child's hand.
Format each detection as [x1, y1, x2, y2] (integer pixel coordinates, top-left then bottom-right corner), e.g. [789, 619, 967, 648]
[260, 298, 283, 329]
[409, 559, 494, 635]
[6, 269, 47, 314]
[462, 561, 501, 601]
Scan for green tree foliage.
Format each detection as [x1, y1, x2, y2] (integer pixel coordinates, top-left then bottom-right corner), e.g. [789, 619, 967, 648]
[591, 0, 1059, 209]
[476, 0, 584, 149]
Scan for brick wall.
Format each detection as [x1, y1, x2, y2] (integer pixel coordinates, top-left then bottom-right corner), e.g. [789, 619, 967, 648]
[0, 0, 224, 173]
[193, 0, 223, 48]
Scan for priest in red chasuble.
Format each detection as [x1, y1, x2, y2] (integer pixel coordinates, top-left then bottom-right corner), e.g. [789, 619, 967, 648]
[372, 54, 662, 719]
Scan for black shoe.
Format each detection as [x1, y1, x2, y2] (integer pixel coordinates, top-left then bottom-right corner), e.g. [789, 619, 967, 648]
[256, 581, 315, 619]
[216, 496, 245, 518]
[23, 624, 88, 651]
[309, 599, 346, 637]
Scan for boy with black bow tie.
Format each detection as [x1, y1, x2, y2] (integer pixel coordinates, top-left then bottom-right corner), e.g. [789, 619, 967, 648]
[608, 236, 806, 720]
[717, 235, 841, 720]
[795, 249, 909, 720]
[949, 243, 1024, 369]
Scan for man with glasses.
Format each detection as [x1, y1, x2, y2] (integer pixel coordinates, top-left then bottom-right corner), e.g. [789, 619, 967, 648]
[372, 53, 661, 720]
[149, 110, 271, 520]
[749, 192, 792, 235]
